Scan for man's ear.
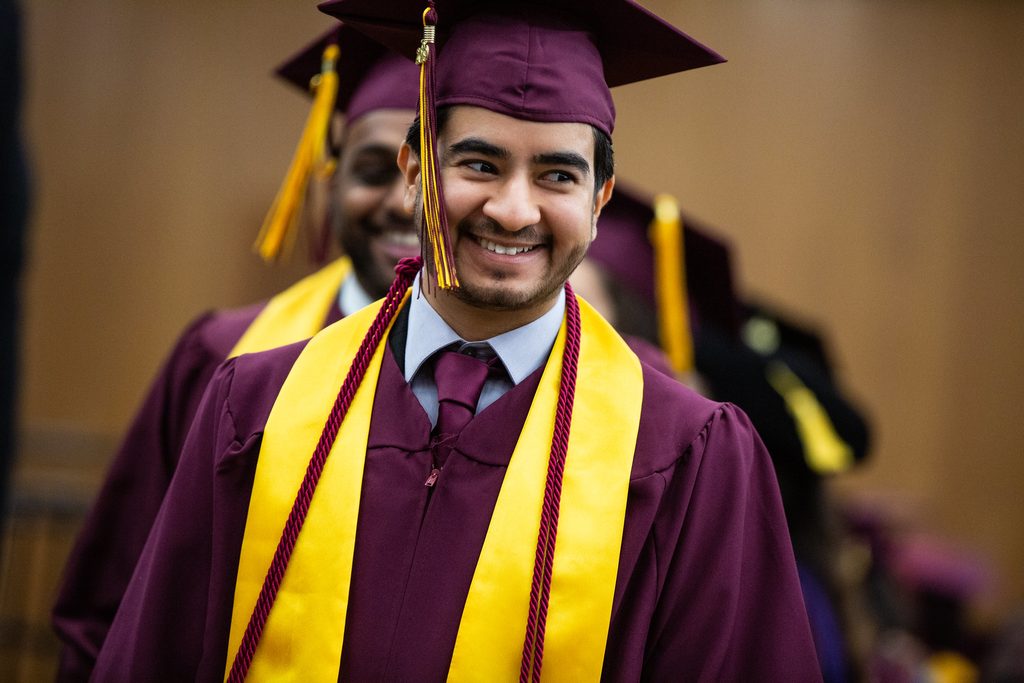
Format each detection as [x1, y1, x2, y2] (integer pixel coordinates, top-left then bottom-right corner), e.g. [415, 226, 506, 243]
[591, 175, 616, 236]
[398, 142, 421, 214]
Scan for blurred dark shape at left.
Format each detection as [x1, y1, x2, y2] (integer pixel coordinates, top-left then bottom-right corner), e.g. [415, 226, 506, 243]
[1, 0, 30, 539]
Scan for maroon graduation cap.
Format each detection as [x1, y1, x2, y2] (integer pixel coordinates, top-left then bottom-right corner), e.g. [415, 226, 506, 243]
[317, 0, 725, 287]
[275, 24, 419, 123]
[593, 183, 741, 332]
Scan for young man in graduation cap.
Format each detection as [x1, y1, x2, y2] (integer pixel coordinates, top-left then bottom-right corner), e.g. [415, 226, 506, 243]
[92, 1, 822, 680]
[51, 25, 419, 681]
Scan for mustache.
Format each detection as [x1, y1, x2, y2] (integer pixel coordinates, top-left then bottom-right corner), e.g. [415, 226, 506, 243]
[455, 216, 549, 245]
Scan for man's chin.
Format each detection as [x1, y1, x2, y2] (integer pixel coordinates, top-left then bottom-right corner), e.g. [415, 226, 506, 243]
[450, 280, 556, 313]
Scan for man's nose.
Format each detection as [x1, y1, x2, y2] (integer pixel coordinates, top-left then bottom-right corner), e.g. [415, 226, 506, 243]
[481, 174, 541, 232]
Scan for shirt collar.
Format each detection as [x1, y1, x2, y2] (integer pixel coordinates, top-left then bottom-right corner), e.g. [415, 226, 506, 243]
[404, 273, 566, 385]
[338, 271, 375, 317]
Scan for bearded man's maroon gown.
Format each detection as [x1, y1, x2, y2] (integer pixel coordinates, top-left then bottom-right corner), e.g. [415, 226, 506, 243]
[52, 294, 680, 681]
[88, 303, 822, 682]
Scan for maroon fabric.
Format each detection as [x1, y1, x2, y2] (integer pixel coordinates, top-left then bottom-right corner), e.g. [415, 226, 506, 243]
[91, 312, 822, 681]
[275, 26, 419, 122]
[345, 51, 420, 123]
[434, 11, 615, 135]
[51, 298, 343, 682]
[320, 0, 726, 135]
[624, 334, 675, 379]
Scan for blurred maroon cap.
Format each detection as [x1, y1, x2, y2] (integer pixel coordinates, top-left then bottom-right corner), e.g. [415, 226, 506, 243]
[591, 182, 742, 338]
[275, 24, 419, 122]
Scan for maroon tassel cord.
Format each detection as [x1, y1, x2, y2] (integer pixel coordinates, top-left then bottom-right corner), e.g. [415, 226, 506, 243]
[308, 197, 335, 266]
[519, 283, 582, 683]
[226, 257, 422, 682]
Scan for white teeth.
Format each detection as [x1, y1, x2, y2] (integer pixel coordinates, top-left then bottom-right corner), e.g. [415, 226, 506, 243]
[385, 232, 419, 247]
[479, 238, 535, 255]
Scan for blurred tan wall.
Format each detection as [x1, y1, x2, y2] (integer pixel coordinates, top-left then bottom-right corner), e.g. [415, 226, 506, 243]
[18, 0, 1024, 625]
[21, 0, 327, 433]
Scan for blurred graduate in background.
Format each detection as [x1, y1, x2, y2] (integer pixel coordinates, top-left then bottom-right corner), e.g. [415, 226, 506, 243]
[574, 183, 873, 682]
[51, 23, 420, 680]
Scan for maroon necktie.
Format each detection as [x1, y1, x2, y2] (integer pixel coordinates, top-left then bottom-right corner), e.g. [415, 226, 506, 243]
[430, 347, 495, 469]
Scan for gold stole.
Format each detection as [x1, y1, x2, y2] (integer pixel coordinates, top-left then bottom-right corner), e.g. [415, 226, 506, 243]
[228, 257, 351, 359]
[226, 295, 644, 682]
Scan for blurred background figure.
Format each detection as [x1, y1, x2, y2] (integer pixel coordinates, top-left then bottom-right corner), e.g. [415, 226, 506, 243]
[981, 610, 1024, 683]
[697, 303, 872, 682]
[846, 498, 995, 681]
[576, 183, 873, 681]
[48, 23, 418, 681]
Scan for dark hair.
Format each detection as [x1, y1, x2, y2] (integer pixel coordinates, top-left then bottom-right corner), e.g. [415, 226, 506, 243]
[404, 107, 614, 190]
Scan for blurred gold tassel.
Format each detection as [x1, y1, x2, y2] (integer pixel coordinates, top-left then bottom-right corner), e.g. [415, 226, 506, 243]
[766, 361, 854, 475]
[254, 44, 340, 263]
[649, 193, 693, 373]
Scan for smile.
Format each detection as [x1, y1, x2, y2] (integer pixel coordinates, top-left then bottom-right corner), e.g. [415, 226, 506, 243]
[477, 237, 538, 256]
[382, 231, 419, 247]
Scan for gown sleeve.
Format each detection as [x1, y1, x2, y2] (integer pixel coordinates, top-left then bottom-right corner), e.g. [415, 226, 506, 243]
[641, 403, 823, 682]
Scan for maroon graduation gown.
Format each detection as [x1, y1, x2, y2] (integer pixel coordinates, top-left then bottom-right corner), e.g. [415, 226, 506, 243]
[91, 321, 821, 681]
[52, 300, 344, 681]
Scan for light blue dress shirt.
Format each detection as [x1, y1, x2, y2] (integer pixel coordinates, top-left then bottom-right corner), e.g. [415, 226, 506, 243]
[337, 272, 374, 317]
[404, 274, 566, 427]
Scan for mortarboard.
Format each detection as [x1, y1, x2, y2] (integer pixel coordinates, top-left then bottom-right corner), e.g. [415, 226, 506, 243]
[588, 182, 741, 373]
[319, 0, 725, 288]
[590, 185, 741, 373]
[275, 25, 419, 124]
[256, 24, 419, 262]
[590, 184, 871, 475]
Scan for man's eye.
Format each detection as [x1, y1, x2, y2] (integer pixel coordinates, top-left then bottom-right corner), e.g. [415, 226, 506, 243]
[541, 170, 576, 183]
[464, 160, 498, 174]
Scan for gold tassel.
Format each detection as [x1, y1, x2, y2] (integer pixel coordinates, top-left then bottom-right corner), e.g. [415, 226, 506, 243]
[416, 5, 459, 289]
[765, 361, 854, 474]
[254, 44, 341, 263]
[649, 193, 694, 373]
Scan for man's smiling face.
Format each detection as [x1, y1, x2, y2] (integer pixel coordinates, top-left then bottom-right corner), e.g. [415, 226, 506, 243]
[334, 108, 418, 299]
[401, 105, 614, 317]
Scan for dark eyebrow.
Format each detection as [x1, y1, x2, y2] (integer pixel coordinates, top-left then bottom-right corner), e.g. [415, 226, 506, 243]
[444, 137, 510, 162]
[534, 152, 591, 178]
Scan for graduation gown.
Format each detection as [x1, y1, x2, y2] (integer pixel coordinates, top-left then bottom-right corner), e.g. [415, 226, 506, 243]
[92, 313, 821, 682]
[52, 300, 344, 681]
